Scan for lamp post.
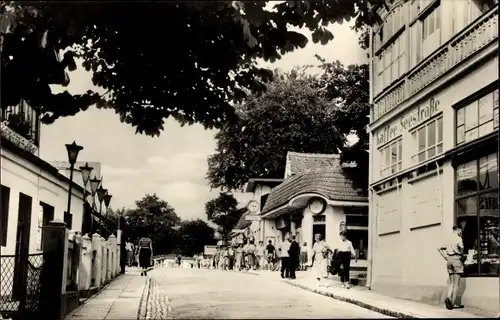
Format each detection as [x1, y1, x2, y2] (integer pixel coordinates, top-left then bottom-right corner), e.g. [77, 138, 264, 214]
[89, 176, 101, 234]
[65, 141, 83, 228]
[79, 162, 93, 235]
[103, 192, 112, 237]
[96, 185, 107, 236]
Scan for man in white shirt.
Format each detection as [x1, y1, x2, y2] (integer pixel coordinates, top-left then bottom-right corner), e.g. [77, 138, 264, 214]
[280, 237, 291, 278]
[438, 226, 465, 310]
[125, 242, 134, 266]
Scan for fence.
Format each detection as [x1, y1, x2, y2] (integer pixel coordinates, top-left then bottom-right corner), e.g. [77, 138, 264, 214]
[0, 221, 122, 320]
[0, 253, 45, 319]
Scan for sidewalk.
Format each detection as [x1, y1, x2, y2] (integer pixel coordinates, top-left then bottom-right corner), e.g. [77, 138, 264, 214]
[261, 271, 492, 319]
[65, 269, 147, 320]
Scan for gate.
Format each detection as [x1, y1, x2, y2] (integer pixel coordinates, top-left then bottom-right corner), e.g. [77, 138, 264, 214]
[0, 253, 45, 319]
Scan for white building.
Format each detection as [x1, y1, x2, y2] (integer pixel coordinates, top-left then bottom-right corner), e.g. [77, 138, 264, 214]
[258, 152, 369, 280]
[1, 101, 86, 256]
[368, 0, 498, 312]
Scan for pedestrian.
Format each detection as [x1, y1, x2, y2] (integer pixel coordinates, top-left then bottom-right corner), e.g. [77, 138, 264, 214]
[288, 235, 300, 279]
[280, 236, 291, 278]
[338, 231, 356, 289]
[137, 235, 153, 276]
[125, 241, 134, 266]
[265, 240, 276, 271]
[245, 240, 257, 270]
[438, 226, 465, 310]
[311, 233, 330, 289]
[177, 254, 182, 268]
[228, 246, 235, 270]
[255, 241, 265, 270]
[222, 246, 229, 270]
[300, 242, 308, 270]
[235, 243, 243, 271]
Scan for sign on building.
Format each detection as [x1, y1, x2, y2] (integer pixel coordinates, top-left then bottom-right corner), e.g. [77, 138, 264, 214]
[204, 245, 217, 256]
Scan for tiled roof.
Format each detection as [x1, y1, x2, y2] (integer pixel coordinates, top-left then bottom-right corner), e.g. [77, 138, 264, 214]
[234, 211, 251, 230]
[262, 152, 367, 214]
[286, 152, 341, 177]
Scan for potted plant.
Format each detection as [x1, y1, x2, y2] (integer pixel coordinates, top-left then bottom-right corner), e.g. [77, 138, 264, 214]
[7, 112, 32, 139]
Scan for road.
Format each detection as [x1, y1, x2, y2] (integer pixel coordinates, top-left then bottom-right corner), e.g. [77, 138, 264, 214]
[146, 268, 392, 319]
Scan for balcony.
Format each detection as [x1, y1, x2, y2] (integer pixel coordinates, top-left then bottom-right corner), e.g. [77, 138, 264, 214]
[373, 6, 499, 121]
[1, 100, 40, 154]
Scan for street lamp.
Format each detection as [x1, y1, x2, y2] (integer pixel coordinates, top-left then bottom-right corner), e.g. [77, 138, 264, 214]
[97, 185, 107, 236]
[65, 141, 83, 229]
[89, 176, 101, 234]
[79, 162, 93, 236]
[103, 192, 112, 237]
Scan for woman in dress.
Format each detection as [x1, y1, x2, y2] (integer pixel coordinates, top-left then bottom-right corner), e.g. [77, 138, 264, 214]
[235, 243, 243, 271]
[137, 235, 153, 276]
[311, 234, 330, 289]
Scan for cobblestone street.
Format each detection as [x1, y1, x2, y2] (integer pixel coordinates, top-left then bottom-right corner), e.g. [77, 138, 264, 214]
[141, 268, 391, 319]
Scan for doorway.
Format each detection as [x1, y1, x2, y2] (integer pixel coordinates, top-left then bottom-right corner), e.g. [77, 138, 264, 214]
[13, 192, 33, 300]
[312, 224, 326, 243]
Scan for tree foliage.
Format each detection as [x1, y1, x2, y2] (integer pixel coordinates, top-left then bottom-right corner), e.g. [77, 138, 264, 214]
[205, 193, 245, 240]
[178, 219, 216, 257]
[207, 59, 369, 191]
[1, 1, 378, 136]
[124, 193, 181, 255]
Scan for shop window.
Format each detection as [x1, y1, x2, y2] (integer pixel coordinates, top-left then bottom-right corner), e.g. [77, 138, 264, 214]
[455, 152, 499, 276]
[1, 185, 10, 246]
[456, 89, 499, 145]
[410, 116, 443, 164]
[379, 139, 403, 178]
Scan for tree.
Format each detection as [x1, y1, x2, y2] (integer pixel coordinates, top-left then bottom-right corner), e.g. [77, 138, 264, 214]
[178, 219, 216, 257]
[315, 57, 369, 190]
[207, 61, 369, 191]
[1, 1, 379, 136]
[124, 193, 181, 255]
[205, 193, 245, 240]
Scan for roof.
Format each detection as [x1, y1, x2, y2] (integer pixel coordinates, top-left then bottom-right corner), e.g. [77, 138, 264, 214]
[245, 178, 284, 193]
[262, 152, 367, 214]
[286, 152, 342, 178]
[233, 211, 251, 230]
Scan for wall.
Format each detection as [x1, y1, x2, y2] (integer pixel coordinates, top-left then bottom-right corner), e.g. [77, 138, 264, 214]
[370, 44, 499, 311]
[1, 148, 85, 255]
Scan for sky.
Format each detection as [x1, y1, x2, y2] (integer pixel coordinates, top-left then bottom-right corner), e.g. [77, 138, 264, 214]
[40, 20, 367, 222]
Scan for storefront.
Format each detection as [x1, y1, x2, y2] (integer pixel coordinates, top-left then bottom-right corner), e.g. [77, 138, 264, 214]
[259, 152, 368, 262]
[368, 46, 499, 312]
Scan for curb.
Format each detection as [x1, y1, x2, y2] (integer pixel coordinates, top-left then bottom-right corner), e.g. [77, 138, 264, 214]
[62, 274, 124, 320]
[137, 277, 152, 320]
[283, 280, 418, 319]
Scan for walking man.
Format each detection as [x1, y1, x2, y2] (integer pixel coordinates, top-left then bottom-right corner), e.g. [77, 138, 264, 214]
[265, 240, 276, 271]
[438, 226, 465, 310]
[288, 235, 300, 279]
[280, 236, 291, 278]
[125, 241, 134, 266]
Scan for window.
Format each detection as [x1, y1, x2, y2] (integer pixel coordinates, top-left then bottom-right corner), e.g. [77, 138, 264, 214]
[379, 139, 403, 178]
[411, 116, 443, 163]
[455, 152, 499, 276]
[375, 30, 407, 95]
[421, 2, 441, 57]
[456, 89, 499, 145]
[1, 185, 10, 246]
[38, 202, 54, 250]
[64, 211, 73, 230]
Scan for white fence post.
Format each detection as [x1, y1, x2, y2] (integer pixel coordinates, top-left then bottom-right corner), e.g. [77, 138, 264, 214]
[92, 233, 102, 287]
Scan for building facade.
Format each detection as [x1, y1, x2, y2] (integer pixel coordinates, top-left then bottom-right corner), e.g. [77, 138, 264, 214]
[368, 0, 498, 312]
[1, 102, 86, 257]
[259, 152, 369, 280]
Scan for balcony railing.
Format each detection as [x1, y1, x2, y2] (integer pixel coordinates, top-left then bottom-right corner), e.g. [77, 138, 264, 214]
[373, 6, 499, 121]
[1, 100, 40, 150]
